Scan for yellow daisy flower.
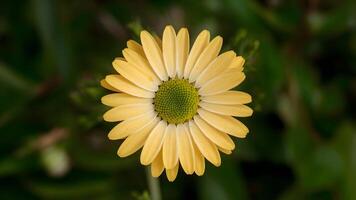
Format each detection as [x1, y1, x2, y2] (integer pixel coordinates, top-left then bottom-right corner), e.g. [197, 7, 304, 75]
[101, 25, 252, 182]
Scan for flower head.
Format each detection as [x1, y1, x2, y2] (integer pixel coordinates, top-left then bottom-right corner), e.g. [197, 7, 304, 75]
[101, 25, 252, 182]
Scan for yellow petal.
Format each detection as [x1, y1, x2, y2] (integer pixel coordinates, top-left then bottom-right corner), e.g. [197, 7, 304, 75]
[195, 51, 235, 88]
[190, 135, 205, 176]
[127, 40, 145, 57]
[101, 93, 152, 107]
[194, 115, 235, 150]
[154, 34, 162, 49]
[140, 31, 168, 81]
[219, 147, 232, 155]
[108, 111, 157, 140]
[198, 109, 249, 138]
[114, 57, 125, 61]
[166, 163, 179, 182]
[176, 124, 195, 175]
[140, 120, 167, 165]
[163, 124, 178, 169]
[151, 150, 164, 177]
[183, 30, 210, 78]
[103, 103, 154, 122]
[117, 117, 159, 157]
[201, 91, 252, 105]
[175, 28, 190, 78]
[199, 102, 253, 117]
[162, 25, 177, 78]
[227, 56, 245, 71]
[105, 75, 154, 98]
[189, 120, 221, 167]
[112, 59, 158, 92]
[199, 70, 245, 96]
[100, 79, 120, 92]
[122, 48, 161, 86]
[189, 36, 223, 82]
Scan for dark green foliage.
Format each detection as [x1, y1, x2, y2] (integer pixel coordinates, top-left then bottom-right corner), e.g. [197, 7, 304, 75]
[0, 0, 355, 199]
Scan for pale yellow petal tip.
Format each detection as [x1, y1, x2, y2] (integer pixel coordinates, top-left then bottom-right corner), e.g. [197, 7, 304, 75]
[214, 35, 223, 42]
[100, 79, 107, 87]
[100, 96, 106, 105]
[116, 149, 126, 158]
[237, 56, 246, 71]
[231, 143, 236, 151]
[179, 27, 188, 32]
[126, 40, 132, 47]
[165, 163, 179, 182]
[126, 40, 131, 45]
[102, 112, 112, 122]
[140, 154, 153, 166]
[140, 161, 150, 166]
[100, 79, 118, 92]
[164, 25, 175, 30]
[107, 133, 117, 141]
[185, 170, 194, 175]
[140, 158, 148, 166]
[151, 165, 164, 178]
[166, 171, 178, 182]
[151, 164, 164, 178]
[167, 177, 176, 182]
[245, 93, 253, 104]
[212, 160, 221, 167]
[201, 29, 210, 35]
[123, 48, 136, 57]
[127, 40, 138, 47]
[208, 35, 223, 48]
[151, 174, 161, 178]
[105, 75, 113, 82]
[140, 30, 150, 40]
[116, 57, 125, 61]
[247, 109, 254, 117]
[220, 149, 233, 155]
[195, 171, 205, 176]
[116, 151, 123, 157]
[112, 58, 124, 66]
[225, 50, 237, 57]
[239, 128, 249, 138]
[241, 72, 246, 81]
[237, 56, 245, 63]
[196, 29, 210, 40]
[112, 58, 125, 70]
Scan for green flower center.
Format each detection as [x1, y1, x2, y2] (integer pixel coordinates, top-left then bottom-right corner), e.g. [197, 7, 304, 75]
[154, 78, 200, 124]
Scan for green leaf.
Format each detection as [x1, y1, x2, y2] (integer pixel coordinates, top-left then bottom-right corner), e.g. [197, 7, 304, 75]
[0, 156, 38, 176]
[0, 63, 35, 92]
[33, 0, 73, 82]
[332, 122, 356, 200]
[29, 177, 115, 199]
[296, 145, 343, 190]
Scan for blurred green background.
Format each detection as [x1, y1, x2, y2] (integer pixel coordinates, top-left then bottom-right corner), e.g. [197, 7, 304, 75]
[1, 0, 355, 199]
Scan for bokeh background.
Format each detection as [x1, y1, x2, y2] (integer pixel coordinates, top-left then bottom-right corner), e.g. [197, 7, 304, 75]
[1, 0, 355, 199]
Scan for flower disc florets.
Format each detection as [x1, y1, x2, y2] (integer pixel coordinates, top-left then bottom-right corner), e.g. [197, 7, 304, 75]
[154, 78, 199, 124]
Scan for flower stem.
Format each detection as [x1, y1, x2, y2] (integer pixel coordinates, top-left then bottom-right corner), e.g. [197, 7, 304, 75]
[145, 167, 162, 200]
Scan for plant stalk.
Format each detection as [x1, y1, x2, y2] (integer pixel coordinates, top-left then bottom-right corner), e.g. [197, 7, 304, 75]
[145, 167, 161, 200]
